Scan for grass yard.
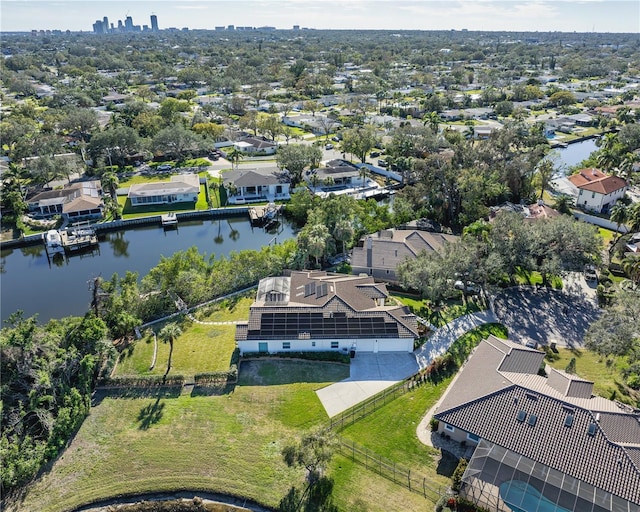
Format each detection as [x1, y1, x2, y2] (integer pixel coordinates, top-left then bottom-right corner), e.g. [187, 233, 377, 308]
[115, 323, 238, 378]
[545, 347, 639, 407]
[392, 292, 484, 327]
[117, 184, 209, 218]
[339, 378, 453, 475]
[513, 268, 563, 289]
[8, 361, 348, 512]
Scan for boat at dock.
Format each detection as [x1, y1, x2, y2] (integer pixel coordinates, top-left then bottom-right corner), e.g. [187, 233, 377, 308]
[248, 203, 282, 227]
[43, 229, 65, 255]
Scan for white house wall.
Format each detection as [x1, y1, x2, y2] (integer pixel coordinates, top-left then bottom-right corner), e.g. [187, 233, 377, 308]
[238, 336, 413, 355]
[577, 187, 628, 213]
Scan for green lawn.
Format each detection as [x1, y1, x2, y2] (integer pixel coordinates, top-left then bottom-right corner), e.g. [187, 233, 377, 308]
[7, 361, 348, 512]
[513, 268, 563, 289]
[115, 295, 253, 378]
[545, 347, 639, 407]
[392, 292, 484, 327]
[117, 184, 209, 218]
[339, 378, 453, 476]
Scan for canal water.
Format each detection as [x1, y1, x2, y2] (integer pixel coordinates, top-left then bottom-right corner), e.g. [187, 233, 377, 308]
[1, 216, 298, 324]
[0, 140, 599, 324]
[549, 137, 599, 172]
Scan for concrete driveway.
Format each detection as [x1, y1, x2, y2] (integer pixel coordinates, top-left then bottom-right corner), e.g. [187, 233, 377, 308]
[316, 353, 419, 418]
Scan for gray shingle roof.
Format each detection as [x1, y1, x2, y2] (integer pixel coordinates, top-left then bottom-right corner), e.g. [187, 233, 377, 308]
[222, 168, 289, 187]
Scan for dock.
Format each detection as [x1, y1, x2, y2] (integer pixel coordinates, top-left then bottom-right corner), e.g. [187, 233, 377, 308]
[248, 203, 282, 226]
[161, 212, 178, 228]
[58, 225, 99, 252]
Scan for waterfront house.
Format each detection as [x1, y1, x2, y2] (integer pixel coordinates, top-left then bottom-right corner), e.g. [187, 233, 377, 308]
[27, 180, 104, 220]
[235, 270, 419, 354]
[433, 335, 640, 512]
[127, 173, 200, 206]
[222, 167, 291, 205]
[567, 168, 628, 214]
[350, 228, 459, 285]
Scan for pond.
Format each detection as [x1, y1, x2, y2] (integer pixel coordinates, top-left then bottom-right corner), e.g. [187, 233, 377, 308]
[1, 215, 298, 324]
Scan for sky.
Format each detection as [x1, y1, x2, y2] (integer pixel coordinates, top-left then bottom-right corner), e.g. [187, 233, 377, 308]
[1, 0, 639, 33]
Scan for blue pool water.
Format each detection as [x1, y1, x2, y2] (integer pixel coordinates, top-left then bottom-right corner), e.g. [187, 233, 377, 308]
[499, 480, 572, 512]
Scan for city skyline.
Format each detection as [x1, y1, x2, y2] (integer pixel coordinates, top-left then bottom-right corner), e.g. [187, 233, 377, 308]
[1, 0, 639, 33]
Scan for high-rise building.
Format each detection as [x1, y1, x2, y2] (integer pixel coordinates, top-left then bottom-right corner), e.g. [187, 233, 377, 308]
[103, 16, 109, 33]
[150, 14, 158, 31]
[125, 16, 134, 31]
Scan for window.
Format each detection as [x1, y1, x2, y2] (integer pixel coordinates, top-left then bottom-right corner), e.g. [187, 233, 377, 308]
[282, 342, 291, 350]
[517, 410, 527, 422]
[592, 192, 596, 198]
[331, 341, 339, 349]
[311, 341, 316, 347]
[467, 433, 480, 442]
[445, 424, 455, 432]
[528, 414, 538, 426]
[565, 414, 574, 427]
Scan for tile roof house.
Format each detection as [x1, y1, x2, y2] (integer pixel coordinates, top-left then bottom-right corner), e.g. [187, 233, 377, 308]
[350, 228, 459, 284]
[235, 270, 419, 354]
[222, 167, 291, 205]
[433, 336, 640, 512]
[127, 173, 200, 206]
[27, 180, 104, 220]
[568, 168, 628, 214]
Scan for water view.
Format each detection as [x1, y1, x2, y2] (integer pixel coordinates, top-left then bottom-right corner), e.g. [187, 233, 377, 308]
[1, 215, 298, 324]
[550, 137, 599, 171]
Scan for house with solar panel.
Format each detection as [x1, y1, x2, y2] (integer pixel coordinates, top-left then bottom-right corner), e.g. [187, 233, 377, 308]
[235, 270, 419, 354]
[432, 335, 640, 512]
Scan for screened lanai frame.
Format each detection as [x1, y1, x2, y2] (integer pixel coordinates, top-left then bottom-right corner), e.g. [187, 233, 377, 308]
[461, 439, 640, 512]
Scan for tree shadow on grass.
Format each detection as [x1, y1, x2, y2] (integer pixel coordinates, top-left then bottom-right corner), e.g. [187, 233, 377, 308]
[137, 397, 165, 430]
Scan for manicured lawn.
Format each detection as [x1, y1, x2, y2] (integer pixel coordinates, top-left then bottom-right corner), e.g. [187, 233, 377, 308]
[339, 378, 453, 476]
[117, 184, 209, 218]
[392, 292, 484, 327]
[545, 347, 639, 407]
[115, 323, 238, 378]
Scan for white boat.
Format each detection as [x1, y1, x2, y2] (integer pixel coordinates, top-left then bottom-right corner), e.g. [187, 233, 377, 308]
[44, 230, 65, 254]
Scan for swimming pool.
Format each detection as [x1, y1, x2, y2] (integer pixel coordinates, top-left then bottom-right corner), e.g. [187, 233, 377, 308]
[499, 480, 572, 512]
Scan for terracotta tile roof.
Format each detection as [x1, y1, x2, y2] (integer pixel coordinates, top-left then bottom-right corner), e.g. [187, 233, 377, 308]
[568, 168, 628, 195]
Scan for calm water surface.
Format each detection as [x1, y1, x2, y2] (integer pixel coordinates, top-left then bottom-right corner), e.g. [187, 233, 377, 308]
[1, 216, 297, 324]
[0, 141, 596, 324]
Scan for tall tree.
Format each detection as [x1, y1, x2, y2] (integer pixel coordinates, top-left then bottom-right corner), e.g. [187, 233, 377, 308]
[158, 322, 182, 379]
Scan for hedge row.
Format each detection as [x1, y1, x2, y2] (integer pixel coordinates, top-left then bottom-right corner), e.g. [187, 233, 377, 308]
[241, 351, 351, 364]
[98, 375, 186, 388]
[194, 365, 238, 385]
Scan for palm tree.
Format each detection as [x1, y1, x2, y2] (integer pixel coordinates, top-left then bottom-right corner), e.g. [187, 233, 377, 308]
[159, 322, 182, 380]
[622, 255, 640, 288]
[609, 203, 628, 244]
[333, 218, 354, 257]
[618, 152, 637, 182]
[101, 171, 121, 219]
[553, 194, 574, 215]
[422, 111, 441, 135]
[627, 202, 640, 232]
[226, 147, 244, 170]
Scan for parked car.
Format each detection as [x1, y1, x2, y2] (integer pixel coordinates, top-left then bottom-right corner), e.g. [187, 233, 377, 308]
[377, 159, 388, 167]
[331, 136, 341, 142]
[325, 143, 334, 150]
[157, 164, 173, 171]
[454, 280, 481, 294]
[583, 264, 598, 282]
[370, 151, 380, 157]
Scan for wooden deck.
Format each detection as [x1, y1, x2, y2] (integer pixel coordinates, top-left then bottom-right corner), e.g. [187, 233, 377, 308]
[248, 203, 282, 226]
[58, 227, 99, 252]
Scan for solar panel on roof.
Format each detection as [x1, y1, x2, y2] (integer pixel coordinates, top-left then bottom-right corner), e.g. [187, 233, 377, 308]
[304, 282, 316, 297]
[317, 282, 328, 298]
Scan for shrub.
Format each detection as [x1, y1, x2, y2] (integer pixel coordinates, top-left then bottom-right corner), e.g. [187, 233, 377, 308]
[452, 458, 468, 493]
[430, 417, 440, 431]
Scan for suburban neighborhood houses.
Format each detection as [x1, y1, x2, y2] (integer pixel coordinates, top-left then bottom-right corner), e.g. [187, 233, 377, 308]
[2, 20, 640, 512]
